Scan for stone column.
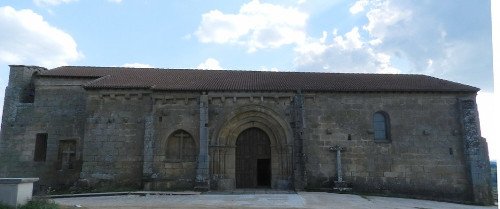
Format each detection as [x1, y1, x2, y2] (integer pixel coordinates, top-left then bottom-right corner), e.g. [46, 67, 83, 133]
[459, 99, 492, 205]
[142, 115, 155, 189]
[195, 94, 210, 190]
[292, 92, 306, 190]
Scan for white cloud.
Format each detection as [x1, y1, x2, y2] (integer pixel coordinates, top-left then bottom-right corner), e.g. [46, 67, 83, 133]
[108, 0, 122, 3]
[0, 6, 82, 124]
[333, 27, 363, 50]
[34, 0, 78, 6]
[194, 0, 308, 52]
[374, 52, 399, 74]
[349, 0, 368, 14]
[362, 0, 411, 41]
[257, 66, 287, 72]
[197, 58, 223, 70]
[193, 0, 491, 91]
[122, 63, 154, 68]
[294, 27, 399, 74]
[349, 0, 492, 90]
[0, 6, 82, 68]
[368, 38, 382, 46]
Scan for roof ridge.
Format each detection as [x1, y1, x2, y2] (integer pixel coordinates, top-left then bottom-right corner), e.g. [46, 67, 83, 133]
[50, 66, 433, 76]
[38, 65, 479, 93]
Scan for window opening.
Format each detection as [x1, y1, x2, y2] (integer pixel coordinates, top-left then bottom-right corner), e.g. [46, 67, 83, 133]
[166, 130, 196, 162]
[58, 140, 76, 170]
[34, 133, 47, 162]
[373, 111, 390, 141]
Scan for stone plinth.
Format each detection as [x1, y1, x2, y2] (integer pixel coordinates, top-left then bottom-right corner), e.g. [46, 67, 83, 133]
[0, 178, 39, 207]
[217, 179, 234, 191]
[332, 181, 352, 193]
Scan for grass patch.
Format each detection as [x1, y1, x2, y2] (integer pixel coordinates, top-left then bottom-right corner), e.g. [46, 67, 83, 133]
[0, 199, 60, 209]
[0, 202, 13, 209]
[20, 199, 59, 209]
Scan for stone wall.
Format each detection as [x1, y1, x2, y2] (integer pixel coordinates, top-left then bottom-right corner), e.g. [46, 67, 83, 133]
[459, 98, 493, 204]
[80, 90, 152, 189]
[302, 92, 474, 202]
[0, 66, 90, 192]
[149, 92, 200, 190]
[146, 92, 296, 190]
[0, 65, 492, 204]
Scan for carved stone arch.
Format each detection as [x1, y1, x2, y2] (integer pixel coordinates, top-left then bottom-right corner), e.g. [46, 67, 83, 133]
[223, 117, 280, 147]
[212, 104, 293, 146]
[209, 104, 293, 190]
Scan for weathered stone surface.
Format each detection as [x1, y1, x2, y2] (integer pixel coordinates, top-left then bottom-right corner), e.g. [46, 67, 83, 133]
[0, 65, 493, 205]
[459, 99, 493, 205]
[1, 66, 85, 193]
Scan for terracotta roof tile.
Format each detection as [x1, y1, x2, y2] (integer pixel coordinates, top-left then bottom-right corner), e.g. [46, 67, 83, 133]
[38, 66, 479, 92]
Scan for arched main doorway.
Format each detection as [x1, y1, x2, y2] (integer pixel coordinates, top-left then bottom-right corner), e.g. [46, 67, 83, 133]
[235, 127, 271, 188]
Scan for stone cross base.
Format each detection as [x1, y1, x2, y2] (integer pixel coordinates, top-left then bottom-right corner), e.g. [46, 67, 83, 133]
[194, 176, 210, 191]
[194, 182, 210, 191]
[331, 181, 352, 193]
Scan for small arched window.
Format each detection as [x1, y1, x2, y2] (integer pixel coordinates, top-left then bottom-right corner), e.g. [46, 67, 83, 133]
[373, 111, 390, 141]
[166, 130, 196, 162]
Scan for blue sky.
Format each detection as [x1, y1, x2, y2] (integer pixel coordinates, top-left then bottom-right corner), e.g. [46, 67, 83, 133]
[0, 0, 497, 160]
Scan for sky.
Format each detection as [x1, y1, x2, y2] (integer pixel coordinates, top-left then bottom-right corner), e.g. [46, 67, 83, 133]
[0, 0, 497, 160]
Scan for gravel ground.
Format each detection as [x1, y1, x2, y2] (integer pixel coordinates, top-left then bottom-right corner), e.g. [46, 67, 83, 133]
[53, 192, 498, 209]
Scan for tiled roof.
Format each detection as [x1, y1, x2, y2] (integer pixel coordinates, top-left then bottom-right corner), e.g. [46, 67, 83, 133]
[38, 66, 479, 92]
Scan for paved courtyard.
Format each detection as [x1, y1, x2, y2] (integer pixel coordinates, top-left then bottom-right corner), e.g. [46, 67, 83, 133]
[53, 191, 497, 209]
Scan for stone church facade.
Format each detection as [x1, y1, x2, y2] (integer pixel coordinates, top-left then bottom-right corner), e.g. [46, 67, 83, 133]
[0, 65, 493, 204]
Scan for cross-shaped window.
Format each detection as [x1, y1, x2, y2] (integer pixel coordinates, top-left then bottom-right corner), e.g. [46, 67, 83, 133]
[166, 130, 196, 162]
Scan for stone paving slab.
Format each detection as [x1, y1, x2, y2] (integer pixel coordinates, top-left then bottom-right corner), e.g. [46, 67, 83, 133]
[203, 189, 296, 195]
[55, 193, 304, 209]
[53, 192, 497, 209]
[50, 191, 199, 198]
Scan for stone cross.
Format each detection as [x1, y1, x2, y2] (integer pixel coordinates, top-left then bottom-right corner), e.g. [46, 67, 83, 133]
[329, 145, 345, 182]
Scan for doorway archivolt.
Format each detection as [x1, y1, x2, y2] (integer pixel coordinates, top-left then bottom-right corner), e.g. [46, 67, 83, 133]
[209, 105, 293, 189]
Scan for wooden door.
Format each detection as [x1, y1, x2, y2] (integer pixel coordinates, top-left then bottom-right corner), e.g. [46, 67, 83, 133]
[235, 128, 271, 188]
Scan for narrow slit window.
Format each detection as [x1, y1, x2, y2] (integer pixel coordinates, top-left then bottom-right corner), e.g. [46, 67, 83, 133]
[34, 133, 48, 162]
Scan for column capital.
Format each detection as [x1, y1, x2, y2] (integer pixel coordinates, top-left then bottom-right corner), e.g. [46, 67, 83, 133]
[329, 145, 345, 152]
